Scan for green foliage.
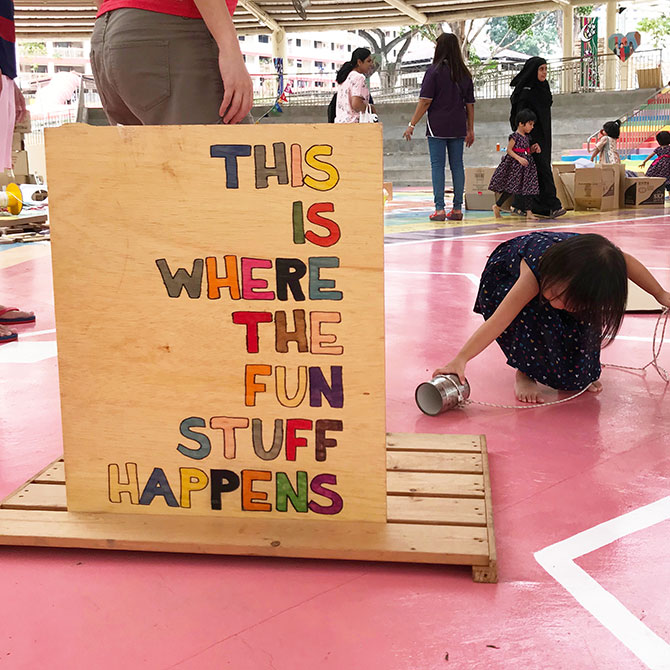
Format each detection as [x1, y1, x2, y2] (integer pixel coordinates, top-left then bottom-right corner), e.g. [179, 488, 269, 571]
[19, 41, 47, 56]
[488, 12, 559, 57]
[574, 6, 594, 17]
[638, 14, 670, 48]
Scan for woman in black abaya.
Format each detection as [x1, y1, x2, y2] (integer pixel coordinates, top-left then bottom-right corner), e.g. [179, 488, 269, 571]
[509, 57, 565, 219]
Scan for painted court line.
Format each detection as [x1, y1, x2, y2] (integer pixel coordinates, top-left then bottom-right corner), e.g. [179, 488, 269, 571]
[535, 496, 670, 670]
[388, 214, 670, 247]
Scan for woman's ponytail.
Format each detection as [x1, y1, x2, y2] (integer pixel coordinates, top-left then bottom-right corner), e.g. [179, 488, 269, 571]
[336, 47, 372, 84]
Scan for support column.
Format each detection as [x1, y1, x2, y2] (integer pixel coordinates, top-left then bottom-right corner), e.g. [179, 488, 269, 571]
[272, 28, 287, 60]
[562, 4, 574, 93]
[605, 0, 617, 90]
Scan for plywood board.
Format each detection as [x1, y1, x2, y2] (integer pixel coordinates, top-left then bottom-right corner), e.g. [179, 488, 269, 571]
[45, 124, 386, 523]
[626, 279, 663, 312]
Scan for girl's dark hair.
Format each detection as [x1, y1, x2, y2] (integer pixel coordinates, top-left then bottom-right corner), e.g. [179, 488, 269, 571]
[515, 108, 537, 126]
[538, 234, 627, 346]
[656, 130, 670, 146]
[432, 33, 471, 83]
[336, 47, 372, 84]
[603, 120, 621, 139]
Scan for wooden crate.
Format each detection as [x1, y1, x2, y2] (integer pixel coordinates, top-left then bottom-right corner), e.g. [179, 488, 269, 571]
[0, 434, 497, 582]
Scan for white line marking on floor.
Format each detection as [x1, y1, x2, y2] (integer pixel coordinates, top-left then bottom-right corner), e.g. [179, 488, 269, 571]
[387, 214, 670, 247]
[16, 328, 56, 338]
[0, 340, 57, 363]
[535, 496, 670, 670]
[385, 270, 480, 285]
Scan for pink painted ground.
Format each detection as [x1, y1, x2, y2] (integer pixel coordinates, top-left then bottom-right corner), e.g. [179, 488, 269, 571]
[1, 209, 669, 669]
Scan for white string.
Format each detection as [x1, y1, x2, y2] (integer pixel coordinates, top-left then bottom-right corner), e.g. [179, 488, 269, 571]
[460, 307, 669, 410]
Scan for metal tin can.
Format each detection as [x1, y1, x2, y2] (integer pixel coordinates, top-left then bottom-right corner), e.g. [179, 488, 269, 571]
[415, 374, 471, 416]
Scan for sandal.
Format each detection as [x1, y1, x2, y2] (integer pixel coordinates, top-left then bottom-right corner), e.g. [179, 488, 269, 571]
[446, 210, 463, 221]
[0, 327, 17, 344]
[0, 307, 36, 325]
[429, 211, 446, 221]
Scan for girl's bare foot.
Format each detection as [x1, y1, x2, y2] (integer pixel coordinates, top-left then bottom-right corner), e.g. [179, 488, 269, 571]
[514, 370, 545, 403]
[587, 380, 603, 393]
[493, 204, 502, 219]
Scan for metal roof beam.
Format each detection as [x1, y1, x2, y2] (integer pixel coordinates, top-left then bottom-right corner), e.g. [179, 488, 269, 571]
[382, 0, 428, 23]
[237, 0, 281, 32]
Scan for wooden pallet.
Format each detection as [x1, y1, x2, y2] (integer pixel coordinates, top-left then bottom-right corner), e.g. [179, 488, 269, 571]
[0, 433, 497, 582]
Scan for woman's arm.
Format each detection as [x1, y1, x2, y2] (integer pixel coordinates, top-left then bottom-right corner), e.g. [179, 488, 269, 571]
[403, 98, 431, 140]
[349, 95, 368, 113]
[433, 260, 540, 381]
[625, 253, 670, 307]
[465, 103, 475, 147]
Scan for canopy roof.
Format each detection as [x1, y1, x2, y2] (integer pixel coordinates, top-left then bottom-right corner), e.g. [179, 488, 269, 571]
[14, 0, 587, 39]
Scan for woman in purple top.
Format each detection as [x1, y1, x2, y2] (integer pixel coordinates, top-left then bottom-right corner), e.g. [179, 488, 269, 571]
[403, 33, 475, 221]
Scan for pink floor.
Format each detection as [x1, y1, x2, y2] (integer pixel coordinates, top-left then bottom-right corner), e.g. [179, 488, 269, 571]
[2, 205, 670, 669]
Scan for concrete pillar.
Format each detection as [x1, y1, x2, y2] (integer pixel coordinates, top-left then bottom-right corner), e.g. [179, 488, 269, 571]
[272, 28, 287, 60]
[605, 0, 617, 90]
[562, 5, 574, 93]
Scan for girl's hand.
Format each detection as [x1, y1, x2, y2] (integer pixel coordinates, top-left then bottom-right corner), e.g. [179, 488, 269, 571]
[403, 126, 414, 141]
[530, 143, 541, 154]
[655, 290, 670, 309]
[432, 357, 467, 384]
[519, 157, 529, 167]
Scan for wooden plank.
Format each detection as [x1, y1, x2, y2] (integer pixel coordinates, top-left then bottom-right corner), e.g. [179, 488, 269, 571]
[387, 496, 486, 526]
[386, 433, 481, 453]
[33, 461, 66, 484]
[1, 483, 67, 511]
[0, 509, 490, 566]
[387, 472, 485, 498]
[387, 451, 482, 474]
[473, 436, 498, 583]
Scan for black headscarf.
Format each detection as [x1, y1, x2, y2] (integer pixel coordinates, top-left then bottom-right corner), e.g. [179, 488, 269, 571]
[509, 56, 552, 133]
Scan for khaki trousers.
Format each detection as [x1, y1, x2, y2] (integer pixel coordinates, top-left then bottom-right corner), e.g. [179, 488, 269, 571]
[90, 8, 225, 125]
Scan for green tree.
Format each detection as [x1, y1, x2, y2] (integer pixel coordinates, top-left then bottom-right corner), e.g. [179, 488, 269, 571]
[638, 14, 670, 48]
[488, 12, 560, 57]
[19, 41, 47, 56]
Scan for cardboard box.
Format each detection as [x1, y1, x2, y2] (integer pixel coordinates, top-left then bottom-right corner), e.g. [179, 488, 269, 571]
[623, 176, 666, 206]
[465, 167, 496, 211]
[552, 163, 575, 210]
[12, 133, 23, 152]
[14, 110, 31, 134]
[573, 164, 624, 211]
[11, 150, 29, 176]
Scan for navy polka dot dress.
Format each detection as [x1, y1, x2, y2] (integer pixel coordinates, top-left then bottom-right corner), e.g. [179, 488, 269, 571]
[473, 232, 601, 390]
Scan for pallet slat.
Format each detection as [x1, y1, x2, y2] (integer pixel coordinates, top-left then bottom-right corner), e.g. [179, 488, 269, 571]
[386, 433, 481, 453]
[1, 483, 67, 511]
[33, 461, 66, 484]
[387, 451, 482, 474]
[387, 471, 485, 498]
[387, 496, 486, 526]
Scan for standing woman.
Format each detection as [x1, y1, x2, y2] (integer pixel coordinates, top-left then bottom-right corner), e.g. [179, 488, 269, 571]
[509, 57, 565, 218]
[403, 33, 475, 221]
[334, 47, 376, 123]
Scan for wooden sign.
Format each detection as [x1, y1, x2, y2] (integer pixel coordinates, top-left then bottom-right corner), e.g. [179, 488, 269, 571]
[46, 123, 386, 523]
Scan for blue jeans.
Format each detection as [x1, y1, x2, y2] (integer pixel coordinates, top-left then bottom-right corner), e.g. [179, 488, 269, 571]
[427, 137, 465, 211]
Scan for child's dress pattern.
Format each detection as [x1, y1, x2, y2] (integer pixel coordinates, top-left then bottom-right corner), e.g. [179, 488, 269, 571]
[646, 145, 670, 188]
[488, 132, 539, 195]
[474, 232, 601, 391]
[594, 136, 620, 164]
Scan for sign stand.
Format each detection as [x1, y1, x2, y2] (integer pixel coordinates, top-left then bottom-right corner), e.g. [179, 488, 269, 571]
[0, 124, 496, 582]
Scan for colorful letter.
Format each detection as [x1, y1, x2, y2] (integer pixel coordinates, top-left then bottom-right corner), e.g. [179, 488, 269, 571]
[309, 257, 342, 300]
[139, 468, 179, 507]
[275, 309, 308, 353]
[286, 418, 313, 461]
[108, 463, 139, 504]
[155, 259, 203, 298]
[254, 143, 289, 189]
[210, 144, 252, 189]
[275, 258, 307, 301]
[314, 419, 343, 462]
[305, 203, 340, 247]
[252, 418, 284, 460]
[241, 470, 273, 511]
[179, 468, 209, 508]
[232, 311, 273, 353]
[292, 201, 305, 245]
[206, 255, 240, 300]
[309, 366, 344, 408]
[310, 312, 343, 355]
[177, 417, 211, 460]
[275, 366, 308, 408]
[210, 469, 240, 510]
[290, 143, 304, 187]
[276, 471, 308, 513]
[245, 364, 272, 406]
[303, 145, 339, 191]
[241, 258, 275, 300]
[308, 474, 343, 514]
[209, 416, 250, 459]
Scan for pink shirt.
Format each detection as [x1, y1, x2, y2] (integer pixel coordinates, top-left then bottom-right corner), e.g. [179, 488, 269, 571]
[335, 71, 369, 124]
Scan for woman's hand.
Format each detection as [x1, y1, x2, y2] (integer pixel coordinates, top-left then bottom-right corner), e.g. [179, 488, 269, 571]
[655, 290, 670, 309]
[465, 129, 475, 147]
[518, 157, 529, 167]
[432, 357, 467, 384]
[403, 126, 414, 141]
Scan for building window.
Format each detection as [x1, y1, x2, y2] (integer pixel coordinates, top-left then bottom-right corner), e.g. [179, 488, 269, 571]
[347, 45, 352, 52]
[296, 60, 303, 68]
[331, 43, 335, 50]
[331, 62, 336, 70]
[315, 61, 324, 69]
[258, 35, 269, 43]
[238, 35, 245, 41]
[296, 38, 302, 46]
[315, 40, 324, 48]
[259, 56, 271, 64]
